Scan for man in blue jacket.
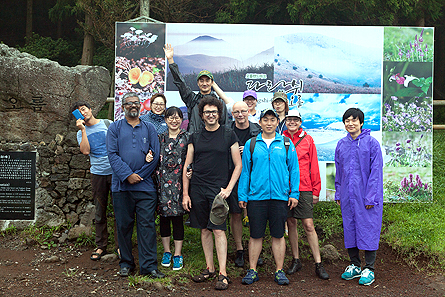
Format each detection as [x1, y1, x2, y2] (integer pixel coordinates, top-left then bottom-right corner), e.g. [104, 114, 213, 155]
[238, 108, 300, 286]
[106, 92, 163, 279]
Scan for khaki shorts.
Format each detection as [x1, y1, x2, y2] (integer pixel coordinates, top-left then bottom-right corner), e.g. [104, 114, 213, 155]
[288, 191, 313, 219]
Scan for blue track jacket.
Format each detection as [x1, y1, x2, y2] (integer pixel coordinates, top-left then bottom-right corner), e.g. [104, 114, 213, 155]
[238, 132, 300, 202]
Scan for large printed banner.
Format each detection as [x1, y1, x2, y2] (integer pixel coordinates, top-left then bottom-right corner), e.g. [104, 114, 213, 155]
[115, 22, 434, 202]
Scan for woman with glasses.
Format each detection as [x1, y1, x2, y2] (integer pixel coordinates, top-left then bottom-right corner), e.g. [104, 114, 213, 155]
[140, 93, 168, 135]
[152, 106, 190, 271]
[282, 109, 329, 280]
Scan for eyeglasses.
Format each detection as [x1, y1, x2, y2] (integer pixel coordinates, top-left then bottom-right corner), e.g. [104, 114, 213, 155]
[243, 98, 256, 102]
[286, 117, 301, 123]
[232, 110, 249, 116]
[167, 116, 182, 122]
[123, 101, 141, 107]
[273, 100, 285, 105]
[152, 102, 165, 107]
[203, 110, 218, 116]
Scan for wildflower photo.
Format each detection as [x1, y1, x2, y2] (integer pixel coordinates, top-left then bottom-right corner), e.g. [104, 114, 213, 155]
[384, 169, 432, 202]
[383, 132, 432, 167]
[384, 27, 434, 62]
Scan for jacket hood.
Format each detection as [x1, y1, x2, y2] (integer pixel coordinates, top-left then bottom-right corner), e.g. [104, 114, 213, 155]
[348, 128, 371, 140]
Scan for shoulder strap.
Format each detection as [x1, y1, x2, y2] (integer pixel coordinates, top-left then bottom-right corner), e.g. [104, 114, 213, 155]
[295, 134, 306, 147]
[283, 136, 291, 156]
[249, 136, 257, 174]
[103, 119, 111, 128]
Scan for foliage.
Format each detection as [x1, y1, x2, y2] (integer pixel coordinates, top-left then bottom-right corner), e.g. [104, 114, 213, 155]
[22, 225, 63, 248]
[75, 231, 95, 247]
[384, 133, 432, 167]
[18, 33, 81, 67]
[0, 224, 17, 237]
[384, 28, 434, 62]
[382, 97, 432, 132]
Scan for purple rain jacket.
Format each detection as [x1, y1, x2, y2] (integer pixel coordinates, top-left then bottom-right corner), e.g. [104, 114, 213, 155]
[334, 129, 383, 251]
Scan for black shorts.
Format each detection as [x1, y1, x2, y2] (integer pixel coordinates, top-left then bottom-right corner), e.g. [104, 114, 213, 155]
[227, 180, 242, 214]
[288, 191, 314, 219]
[247, 200, 288, 239]
[189, 184, 227, 231]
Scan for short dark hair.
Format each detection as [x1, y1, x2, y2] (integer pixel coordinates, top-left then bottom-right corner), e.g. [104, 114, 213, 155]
[122, 92, 139, 105]
[165, 106, 183, 119]
[198, 95, 223, 120]
[342, 107, 364, 124]
[71, 101, 91, 113]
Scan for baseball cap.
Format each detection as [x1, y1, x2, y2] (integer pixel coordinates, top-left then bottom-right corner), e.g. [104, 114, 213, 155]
[209, 194, 229, 225]
[243, 90, 257, 100]
[286, 109, 302, 120]
[272, 91, 288, 103]
[259, 108, 279, 120]
[197, 70, 214, 81]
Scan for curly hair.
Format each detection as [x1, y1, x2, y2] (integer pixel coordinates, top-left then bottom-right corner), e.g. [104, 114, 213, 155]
[198, 95, 223, 121]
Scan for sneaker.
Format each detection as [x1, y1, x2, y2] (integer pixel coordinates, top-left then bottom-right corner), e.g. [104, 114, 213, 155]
[234, 250, 244, 267]
[341, 264, 362, 280]
[315, 262, 329, 280]
[359, 268, 375, 286]
[161, 252, 172, 267]
[172, 255, 183, 271]
[274, 269, 289, 285]
[242, 269, 259, 285]
[286, 258, 302, 275]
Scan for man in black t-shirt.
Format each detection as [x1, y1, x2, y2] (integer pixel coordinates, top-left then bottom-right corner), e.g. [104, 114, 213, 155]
[229, 101, 261, 267]
[182, 95, 242, 290]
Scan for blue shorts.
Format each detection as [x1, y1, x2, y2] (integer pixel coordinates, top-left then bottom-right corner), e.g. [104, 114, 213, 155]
[247, 200, 288, 239]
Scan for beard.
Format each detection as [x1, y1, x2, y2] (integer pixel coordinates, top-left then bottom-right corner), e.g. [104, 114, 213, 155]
[125, 108, 139, 118]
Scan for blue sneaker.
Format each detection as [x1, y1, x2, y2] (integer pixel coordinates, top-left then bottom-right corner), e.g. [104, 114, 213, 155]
[359, 268, 375, 285]
[242, 269, 259, 285]
[274, 269, 289, 285]
[341, 264, 362, 280]
[172, 255, 183, 271]
[161, 252, 172, 267]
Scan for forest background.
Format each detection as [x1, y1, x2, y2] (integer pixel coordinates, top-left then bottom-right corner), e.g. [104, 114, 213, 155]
[1, 0, 445, 272]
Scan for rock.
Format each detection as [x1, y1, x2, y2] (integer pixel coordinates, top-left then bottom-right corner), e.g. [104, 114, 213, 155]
[0, 44, 111, 144]
[66, 212, 79, 225]
[68, 178, 86, 190]
[44, 256, 60, 263]
[35, 188, 53, 208]
[35, 208, 65, 227]
[79, 204, 96, 227]
[101, 253, 118, 262]
[55, 134, 64, 145]
[58, 233, 69, 244]
[153, 282, 164, 291]
[69, 154, 90, 170]
[321, 244, 340, 261]
[68, 226, 92, 240]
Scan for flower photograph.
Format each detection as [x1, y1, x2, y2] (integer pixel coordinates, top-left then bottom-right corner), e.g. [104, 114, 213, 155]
[382, 132, 432, 167]
[384, 27, 434, 62]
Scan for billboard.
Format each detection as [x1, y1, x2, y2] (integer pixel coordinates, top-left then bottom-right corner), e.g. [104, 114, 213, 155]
[115, 23, 434, 202]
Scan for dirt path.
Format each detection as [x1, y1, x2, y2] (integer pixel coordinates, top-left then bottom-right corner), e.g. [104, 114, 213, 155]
[0, 235, 444, 296]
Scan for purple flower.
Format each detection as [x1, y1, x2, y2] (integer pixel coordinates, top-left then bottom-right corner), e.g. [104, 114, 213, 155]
[409, 173, 413, 181]
[396, 142, 401, 146]
[425, 44, 428, 52]
[396, 147, 401, 151]
[406, 139, 411, 144]
[391, 96, 398, 101]
[419, 29, 424, 42]
[417, 147, 422, 152]
[424, 183, 428, 190]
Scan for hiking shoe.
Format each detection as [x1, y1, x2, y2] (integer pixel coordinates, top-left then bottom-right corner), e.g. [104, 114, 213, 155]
[172, 255, 183, 271]
[359, 268, 375, 285]
[274, 269, 289, 285]
[242, 269, 259, 285]
[315, 262, 329, 280]
[286, 258, 302, 275]
[341, 264, 362, 280]
[161, 252, 172, 267]
[234, 250, 244, 267]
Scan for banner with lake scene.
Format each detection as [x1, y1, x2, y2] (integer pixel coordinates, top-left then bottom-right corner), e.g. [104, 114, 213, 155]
[115, 23, 434, 202]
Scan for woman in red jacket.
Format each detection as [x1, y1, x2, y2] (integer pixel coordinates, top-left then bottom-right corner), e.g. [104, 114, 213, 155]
[282, 110, 329, 280]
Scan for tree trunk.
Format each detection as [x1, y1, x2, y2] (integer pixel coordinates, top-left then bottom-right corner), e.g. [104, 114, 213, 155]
[26, 0, 33, 43]
[140, 0, 149, 17]
[81, 7, 94, 65]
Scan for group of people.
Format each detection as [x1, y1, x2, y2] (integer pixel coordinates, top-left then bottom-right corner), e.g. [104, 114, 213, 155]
[72, 43, 383, 289]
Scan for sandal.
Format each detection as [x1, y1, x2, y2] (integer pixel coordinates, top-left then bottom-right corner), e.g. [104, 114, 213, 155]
[215, 274, 230, 290]
[192, 269, 216, 283]
[90, 249, 106, 261]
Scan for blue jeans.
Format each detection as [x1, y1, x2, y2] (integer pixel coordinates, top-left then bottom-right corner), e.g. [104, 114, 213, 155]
[113, 191, 158, 274]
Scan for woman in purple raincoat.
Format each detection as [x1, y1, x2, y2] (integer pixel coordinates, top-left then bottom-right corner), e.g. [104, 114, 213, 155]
[334, 108, 383, 286]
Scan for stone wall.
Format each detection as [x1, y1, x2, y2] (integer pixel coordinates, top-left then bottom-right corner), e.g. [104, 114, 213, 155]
[0, 44, 111, 231]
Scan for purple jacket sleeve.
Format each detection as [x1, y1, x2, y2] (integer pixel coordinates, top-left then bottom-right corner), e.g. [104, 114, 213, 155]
[364, 139, 383, 206]
[334, 141, 342, 201]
